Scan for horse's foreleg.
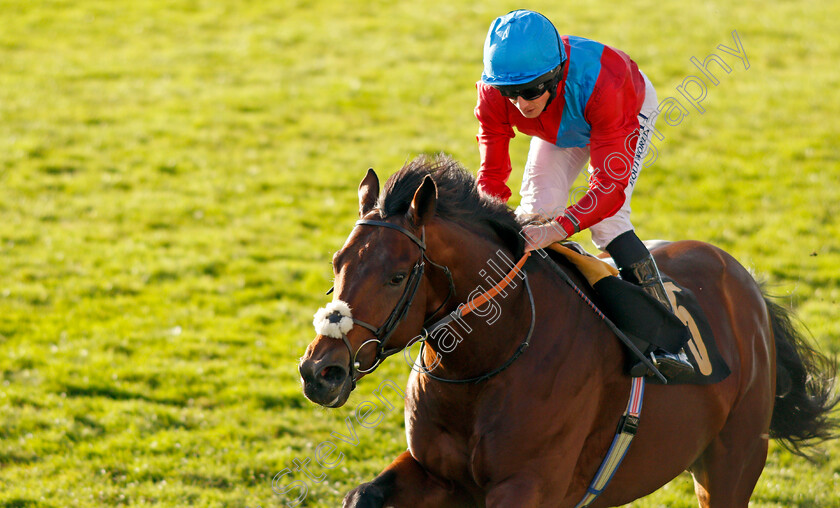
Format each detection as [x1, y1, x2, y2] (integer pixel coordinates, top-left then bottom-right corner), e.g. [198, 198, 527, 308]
[343, 450, 473, 508]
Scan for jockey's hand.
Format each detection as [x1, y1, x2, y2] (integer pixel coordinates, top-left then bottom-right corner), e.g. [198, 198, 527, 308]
[521, 221, 569, 253]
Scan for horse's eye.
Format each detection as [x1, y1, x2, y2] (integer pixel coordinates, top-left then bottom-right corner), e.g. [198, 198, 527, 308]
[389, 273, 407, 286]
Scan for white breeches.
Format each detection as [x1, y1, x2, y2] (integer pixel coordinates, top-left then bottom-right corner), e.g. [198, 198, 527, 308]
[515, 71, 659, 250]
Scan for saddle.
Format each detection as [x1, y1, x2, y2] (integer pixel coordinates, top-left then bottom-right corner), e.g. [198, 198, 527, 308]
[548, 242, 730, 385]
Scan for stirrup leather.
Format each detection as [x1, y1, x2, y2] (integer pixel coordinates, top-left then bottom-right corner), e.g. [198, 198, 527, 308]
[619, 255, 674, 312]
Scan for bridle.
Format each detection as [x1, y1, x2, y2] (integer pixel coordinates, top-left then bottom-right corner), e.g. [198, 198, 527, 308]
[329, 219, 455, 387]
[327, 217, 533, 388]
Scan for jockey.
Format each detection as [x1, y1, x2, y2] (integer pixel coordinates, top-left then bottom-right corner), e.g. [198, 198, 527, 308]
[475, 9, 693, 378]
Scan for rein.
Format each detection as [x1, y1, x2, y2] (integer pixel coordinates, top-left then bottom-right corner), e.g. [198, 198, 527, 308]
[416, 252, 535, 384]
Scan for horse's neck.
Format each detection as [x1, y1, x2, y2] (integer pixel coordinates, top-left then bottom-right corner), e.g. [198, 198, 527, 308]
[408, 237, 624, 454]
[420, 225, 536, 380]
[422, 226, 622, 384]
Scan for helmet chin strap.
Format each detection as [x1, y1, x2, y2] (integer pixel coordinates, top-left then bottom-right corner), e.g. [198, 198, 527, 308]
[543, 61, 564, 108]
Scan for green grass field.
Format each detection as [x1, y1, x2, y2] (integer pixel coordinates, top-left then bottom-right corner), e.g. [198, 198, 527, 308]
[1, 0, 838, 506]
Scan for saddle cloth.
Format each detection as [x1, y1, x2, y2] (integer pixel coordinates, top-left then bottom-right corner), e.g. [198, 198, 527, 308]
[650, 276, 730, 385]
[550, 242, 730, 385]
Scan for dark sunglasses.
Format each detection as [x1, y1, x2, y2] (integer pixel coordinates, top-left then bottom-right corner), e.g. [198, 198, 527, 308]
[494, 64, 562, 101]
[496, 82, 550, 101]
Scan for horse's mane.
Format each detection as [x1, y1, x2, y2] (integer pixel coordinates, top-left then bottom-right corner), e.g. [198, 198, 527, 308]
[379, 154, 524, 255]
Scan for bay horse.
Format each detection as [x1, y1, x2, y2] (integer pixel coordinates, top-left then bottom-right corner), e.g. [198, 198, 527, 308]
[299, 155, 838, 507]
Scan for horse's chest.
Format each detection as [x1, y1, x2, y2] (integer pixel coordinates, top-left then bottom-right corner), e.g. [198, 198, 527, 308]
[405, 388, 478, 484]
[407, 419, 473, 482]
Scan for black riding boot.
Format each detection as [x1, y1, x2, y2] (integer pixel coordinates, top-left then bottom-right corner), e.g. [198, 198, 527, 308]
[606, 231, 694, 379]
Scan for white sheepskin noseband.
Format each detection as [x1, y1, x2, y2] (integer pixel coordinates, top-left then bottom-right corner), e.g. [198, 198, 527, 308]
[313, 300, 354, 339]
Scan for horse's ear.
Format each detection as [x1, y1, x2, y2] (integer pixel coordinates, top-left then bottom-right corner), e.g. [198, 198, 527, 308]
[407, 175, 437, 227]
[358, 168, 379, 217]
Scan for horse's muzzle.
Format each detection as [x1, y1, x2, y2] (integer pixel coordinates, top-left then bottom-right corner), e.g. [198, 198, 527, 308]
[299, 350, 352, 408]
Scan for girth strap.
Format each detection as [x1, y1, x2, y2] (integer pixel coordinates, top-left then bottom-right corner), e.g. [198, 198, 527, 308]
[574, 376, 646, 508]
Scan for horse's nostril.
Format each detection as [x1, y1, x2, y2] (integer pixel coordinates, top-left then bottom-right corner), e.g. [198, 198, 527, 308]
[321, 365, 347, 385]
[299, 359, 314, 380]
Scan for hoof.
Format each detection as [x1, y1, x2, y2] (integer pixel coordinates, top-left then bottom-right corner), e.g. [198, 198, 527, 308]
[343, 482, 385, 508]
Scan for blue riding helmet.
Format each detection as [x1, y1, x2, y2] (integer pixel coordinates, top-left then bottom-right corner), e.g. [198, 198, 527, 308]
[481, 10, 565, 86]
